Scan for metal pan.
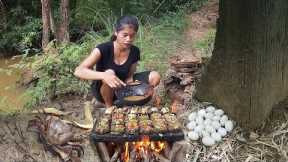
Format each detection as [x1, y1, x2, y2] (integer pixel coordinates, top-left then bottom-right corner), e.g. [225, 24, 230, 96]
[114, 82, 153, 106]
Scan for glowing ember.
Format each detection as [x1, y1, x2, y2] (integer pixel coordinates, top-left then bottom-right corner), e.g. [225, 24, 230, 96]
[124, 142, 129, 162]
[122, 136, 167, 162]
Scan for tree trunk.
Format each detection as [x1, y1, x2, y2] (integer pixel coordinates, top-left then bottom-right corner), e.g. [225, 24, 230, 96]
[41, 0, 51, 49]
[57, 0, 69, 43]
[196, 0, 288, 129]
[49, 7, 56, 36]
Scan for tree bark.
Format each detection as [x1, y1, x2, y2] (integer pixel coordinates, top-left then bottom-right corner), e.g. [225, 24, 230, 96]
[57, 0, 70, 43]
[196, 0, 288, 129]
[49, 7, 56, 36]
[41, 0, 51, 49]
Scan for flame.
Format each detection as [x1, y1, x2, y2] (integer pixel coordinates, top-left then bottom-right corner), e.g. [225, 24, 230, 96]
[122, 136, 167, 161]
[151, 141, 166, 153]
[124, 142, 129, 162]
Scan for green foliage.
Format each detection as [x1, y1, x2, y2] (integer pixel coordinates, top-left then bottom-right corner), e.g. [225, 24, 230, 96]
[71, 0, 207, 30]
[136, 12, 186, 74]
[194, 29, 216, 58]
[24, 34, 108, 107]
[18, 0, 208, 107]
[24, 11, 187, 107]
[0, 16, 41, 54]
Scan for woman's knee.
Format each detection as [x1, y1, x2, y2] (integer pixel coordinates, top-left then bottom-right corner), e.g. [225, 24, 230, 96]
[149, 71, 161, 87]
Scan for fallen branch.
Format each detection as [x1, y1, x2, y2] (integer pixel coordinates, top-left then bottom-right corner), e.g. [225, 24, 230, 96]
[96, 142, 110, 162]
[110, 146, 121, 162]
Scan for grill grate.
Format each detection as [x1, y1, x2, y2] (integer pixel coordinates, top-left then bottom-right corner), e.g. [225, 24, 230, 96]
[90, 130, 184, 142]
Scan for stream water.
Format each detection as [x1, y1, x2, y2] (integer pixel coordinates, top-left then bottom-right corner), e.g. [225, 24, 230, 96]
[0, 56, 27, 112]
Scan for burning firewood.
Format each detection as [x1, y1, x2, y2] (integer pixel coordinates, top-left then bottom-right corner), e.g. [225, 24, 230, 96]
[152, 152, 170, 162]
[110, 146, 121, 162]
[96, 142, 110, 162]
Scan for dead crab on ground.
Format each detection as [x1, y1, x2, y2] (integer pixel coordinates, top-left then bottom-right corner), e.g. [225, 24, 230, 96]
[27, 115, 85, 162]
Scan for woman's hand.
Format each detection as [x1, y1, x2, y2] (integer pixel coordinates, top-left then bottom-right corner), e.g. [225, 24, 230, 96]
[102, 71, 126, 88]
[125, 77, 134, 84]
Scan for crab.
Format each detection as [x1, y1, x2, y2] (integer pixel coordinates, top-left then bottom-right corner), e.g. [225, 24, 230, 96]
[27, 115, 84, 162]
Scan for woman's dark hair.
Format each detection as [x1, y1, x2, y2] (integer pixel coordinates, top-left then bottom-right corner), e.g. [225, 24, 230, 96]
[110, 15, 139, 41]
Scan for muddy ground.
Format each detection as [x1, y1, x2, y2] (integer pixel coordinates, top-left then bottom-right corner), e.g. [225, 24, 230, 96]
[0, 95, 102, 162]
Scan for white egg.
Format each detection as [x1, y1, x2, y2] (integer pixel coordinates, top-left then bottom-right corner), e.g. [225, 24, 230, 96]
[206, 105, 216, 112]
[220, 115, 228, 125]
[196, 116, 204, 125]
[188, 112, 197, 121]
[225, 120, 234, 132]
[204, 112, 214, 119]
[211, 121, 221, 129]
[186, 121, 197, 130]
[202, 136, 215, 146]
[201, 130, 210, 137]
[194, 125, 204, 133]
[203, 119, 212, 126]
[211, 132, 222, 142]
[217, 127, 227, 137]
[188, 131, 199, 140]
[205, 125, 215, 133]
[212, 115, 220, 121]
[198, 109, 206, 117]
[214, 109, 224, 116]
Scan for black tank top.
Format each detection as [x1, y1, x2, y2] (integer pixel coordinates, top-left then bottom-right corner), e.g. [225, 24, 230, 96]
[95, 41, 140, 81]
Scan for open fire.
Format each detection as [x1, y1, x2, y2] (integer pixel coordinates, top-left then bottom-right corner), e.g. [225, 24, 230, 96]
[91, 105, 188, 162]
[121, 136, 167, 162]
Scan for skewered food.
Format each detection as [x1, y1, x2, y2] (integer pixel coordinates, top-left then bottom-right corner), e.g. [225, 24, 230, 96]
[126, 120, 139, 134]
[153, 122, 167, 132]
[105, 106, 115, 115]
[150, 113, 162, 120]
[112, 113, 125, 120]
[149, 107, 159, 114]
[139, 120, 153, 134]
[95, 106, 183, 135]
[163, 113, 177, 122]
[111, 124, 125, 134]
[129, 107, 138, 114]
[164, 113, 181, 131]
[166, 121, 181, 131]
[114, 108, 126, 114]
[127, 114, 137, 120]
[138, 114, 149, 121]
[95, 118, 110, 134]
[139, 106, 149, 114]
[161, 107, 170, 114]
[111, 120, 124, 125]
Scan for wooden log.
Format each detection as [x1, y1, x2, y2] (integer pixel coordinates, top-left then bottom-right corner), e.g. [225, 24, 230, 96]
[128, 148, 137, 162]
[152, 152, 170, 162]
[110, 146, 121, 162]
[96, 142, 110, 162]
[163, 143, 171, 159]
[170, 141, 189, 162]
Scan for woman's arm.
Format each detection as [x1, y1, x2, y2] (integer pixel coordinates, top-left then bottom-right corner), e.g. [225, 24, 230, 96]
[74, 48, 125, 88]
[74, 48, 104, 80]
[125, 62, 138, 83]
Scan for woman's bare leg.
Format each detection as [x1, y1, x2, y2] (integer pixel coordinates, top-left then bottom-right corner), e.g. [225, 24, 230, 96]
[148, 71, 161, 106]
[148, 71, 161, 87]
[100, 69, 115, 107]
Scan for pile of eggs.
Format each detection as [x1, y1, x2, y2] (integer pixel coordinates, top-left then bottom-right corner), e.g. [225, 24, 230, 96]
[186, 105, 234, 146]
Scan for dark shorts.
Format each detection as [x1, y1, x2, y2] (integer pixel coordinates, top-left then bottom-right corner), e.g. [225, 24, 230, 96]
[91, 71, 151, 103]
